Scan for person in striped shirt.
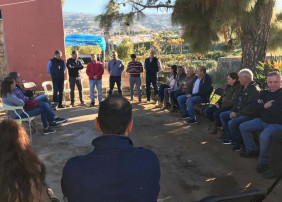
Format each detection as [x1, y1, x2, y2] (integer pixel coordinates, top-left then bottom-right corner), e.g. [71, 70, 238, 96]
[126, 54, 143, 102]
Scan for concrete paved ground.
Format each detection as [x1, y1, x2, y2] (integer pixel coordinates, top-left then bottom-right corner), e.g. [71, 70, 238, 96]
[32, 100, 281, 202]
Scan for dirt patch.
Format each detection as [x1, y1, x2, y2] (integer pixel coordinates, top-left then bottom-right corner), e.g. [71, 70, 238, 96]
[32, 100, 281, 202]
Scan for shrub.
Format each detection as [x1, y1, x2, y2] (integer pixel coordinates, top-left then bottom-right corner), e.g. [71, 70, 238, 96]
[254, 60, 282, 89]
[116, 38, 134, 64]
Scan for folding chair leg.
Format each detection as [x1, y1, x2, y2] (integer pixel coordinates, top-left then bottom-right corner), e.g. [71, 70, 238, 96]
[28, 120, 32, 142]
[63, 93, 66, 106]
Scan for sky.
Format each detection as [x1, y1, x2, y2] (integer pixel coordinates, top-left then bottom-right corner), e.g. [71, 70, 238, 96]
[63, 0, 282, 14]
[63, 0, 173, 14]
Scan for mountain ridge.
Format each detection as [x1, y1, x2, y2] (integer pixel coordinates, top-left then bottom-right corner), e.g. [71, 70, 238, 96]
[63, 13, 178, 35]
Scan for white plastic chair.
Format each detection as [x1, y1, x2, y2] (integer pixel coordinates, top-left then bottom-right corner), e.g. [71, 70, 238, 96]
[43, 80, 70, 106]
[23, 82, 36, 89]
[0, 105, 37, 141]
[42, 81, 53, 97]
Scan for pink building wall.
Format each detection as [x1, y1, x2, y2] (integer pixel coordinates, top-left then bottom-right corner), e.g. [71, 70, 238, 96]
[0, 0, 65, 88]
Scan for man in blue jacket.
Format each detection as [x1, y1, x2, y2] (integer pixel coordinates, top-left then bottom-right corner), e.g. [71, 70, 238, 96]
[47, 50, 66, 108]
[177, 66, 212, 124]
[61, 95, 161, 202]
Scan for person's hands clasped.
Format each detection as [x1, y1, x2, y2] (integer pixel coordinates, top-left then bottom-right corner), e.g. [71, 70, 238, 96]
[230, 112, 237, 119]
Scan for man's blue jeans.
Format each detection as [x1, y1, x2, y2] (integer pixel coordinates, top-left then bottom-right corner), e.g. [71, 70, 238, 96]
[89, 80, 102, 103]
[35, 94, 50, 105]
[158, 84, 170, 102]
[170, 90, 185, 107]
[240, 118, 282, 164]
[205, 105, 229, 127]
[177, 95, 203, 120]
[220, 111, 250, 146]
[21, 102, 55, 128]
[186, 96, 203, 120]
[177, 94, 188, 116]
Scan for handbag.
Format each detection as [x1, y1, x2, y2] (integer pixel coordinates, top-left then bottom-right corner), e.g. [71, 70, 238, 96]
[25, 90, 34, 98]
[24, 99, 39, 111]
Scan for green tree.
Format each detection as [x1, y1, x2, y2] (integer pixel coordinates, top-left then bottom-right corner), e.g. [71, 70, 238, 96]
[116, 37, 134, 63]
[97, 0, 282, 71]
[78, 46, 102, 55]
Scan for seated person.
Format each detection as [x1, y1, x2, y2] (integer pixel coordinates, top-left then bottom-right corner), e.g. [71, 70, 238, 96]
[9, 72, 50, 105]
[1, 77, 64, 135]
[0, 119, 51, 201]
[219, 69, 260, 151]
[155, 65, 177, 108]
[262, 131, 282, 179]
[169, 66, 187, 112]
[240, 72, 282, 173]
[170, 67, 197, 111]
[9, 72, 66, 123]
[61, 95, 160, 202]
[177, 66, 212, 124]
[180, 67, 197, 95]
[205, 72, 241, 135]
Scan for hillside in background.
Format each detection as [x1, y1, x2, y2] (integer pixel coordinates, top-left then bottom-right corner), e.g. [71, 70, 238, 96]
[63, 12, 178, 35]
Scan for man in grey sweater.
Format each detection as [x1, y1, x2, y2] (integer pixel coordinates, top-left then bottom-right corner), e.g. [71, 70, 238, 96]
[108, 51, 124, 95]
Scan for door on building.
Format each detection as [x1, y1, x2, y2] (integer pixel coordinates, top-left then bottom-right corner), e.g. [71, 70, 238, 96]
[0, 10, 8, 80]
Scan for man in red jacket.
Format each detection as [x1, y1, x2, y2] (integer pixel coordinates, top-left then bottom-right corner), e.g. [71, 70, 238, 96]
[86, 54, 104, 107]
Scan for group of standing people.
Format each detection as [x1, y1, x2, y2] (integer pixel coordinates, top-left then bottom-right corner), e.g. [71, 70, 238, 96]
[46, 49, 163, 107]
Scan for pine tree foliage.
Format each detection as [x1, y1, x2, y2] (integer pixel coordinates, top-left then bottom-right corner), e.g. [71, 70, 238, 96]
[98, 0, 281, 69]
[268, 12, 282, 51]
[96, 0, 173, 32]
[171, 0, 276, 53]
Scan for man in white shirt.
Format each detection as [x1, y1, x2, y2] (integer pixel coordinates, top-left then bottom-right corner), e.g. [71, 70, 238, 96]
[177, 66, 212, 124]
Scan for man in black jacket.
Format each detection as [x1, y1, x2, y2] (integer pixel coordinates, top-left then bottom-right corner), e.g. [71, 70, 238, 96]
[220, 69, 260, 151]
[67, 50, 84, 107]
[47, 50, 66, 108]
[177, 66, 212, 124]
[239, 71, 282, 173]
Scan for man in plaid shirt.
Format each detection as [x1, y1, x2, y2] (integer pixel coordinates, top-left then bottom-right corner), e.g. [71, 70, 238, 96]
[9, 72, 50, 104]
[126, 54, 143, 102]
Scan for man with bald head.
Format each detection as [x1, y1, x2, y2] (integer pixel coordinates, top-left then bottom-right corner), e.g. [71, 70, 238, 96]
[144, 49, 163, 102]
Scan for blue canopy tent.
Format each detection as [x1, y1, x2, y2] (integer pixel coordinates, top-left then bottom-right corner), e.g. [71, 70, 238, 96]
[65, 34, 106, 65]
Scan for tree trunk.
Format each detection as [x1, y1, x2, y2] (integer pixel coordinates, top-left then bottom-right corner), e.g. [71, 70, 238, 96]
[241, 0, 275, 71]
[104, 30, 111, 55]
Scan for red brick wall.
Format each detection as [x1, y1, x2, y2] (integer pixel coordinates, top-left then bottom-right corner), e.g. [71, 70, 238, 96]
[0, 0, 65, 89]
